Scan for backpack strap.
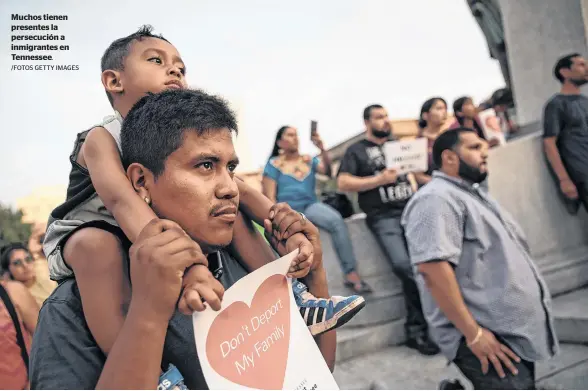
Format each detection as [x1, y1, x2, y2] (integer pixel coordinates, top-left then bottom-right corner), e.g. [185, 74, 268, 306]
[0, 283, 29, 374]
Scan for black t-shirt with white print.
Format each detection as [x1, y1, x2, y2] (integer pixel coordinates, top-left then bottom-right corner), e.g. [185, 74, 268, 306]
[338, 139, 414, 220]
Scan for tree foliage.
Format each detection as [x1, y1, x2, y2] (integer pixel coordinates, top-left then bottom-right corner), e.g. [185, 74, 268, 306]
[0, 203, 32, 248]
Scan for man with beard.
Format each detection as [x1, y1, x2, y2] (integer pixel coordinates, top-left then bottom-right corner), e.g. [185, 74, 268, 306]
[337, 104, 439, 355]
[401, 128, 558, 390]
[543, 53, 588, 212]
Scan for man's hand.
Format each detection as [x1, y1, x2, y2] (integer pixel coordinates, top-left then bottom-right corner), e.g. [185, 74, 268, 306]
[377, 169, 398, 186]
[560, 178, 579, 200]
[264, 203, 324, 277]
[468, 327, 521, 378]
[128, 218, 209, 322]
[178, 264, 225, 315]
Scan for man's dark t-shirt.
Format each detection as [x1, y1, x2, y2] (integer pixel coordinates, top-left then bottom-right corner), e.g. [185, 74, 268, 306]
[543, 94, 588, 184]
[337, 139, 414, 220]
[29, 246, 248, 390]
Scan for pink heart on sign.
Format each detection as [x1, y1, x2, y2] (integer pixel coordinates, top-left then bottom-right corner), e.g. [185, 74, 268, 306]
[206, 274, 291, 389]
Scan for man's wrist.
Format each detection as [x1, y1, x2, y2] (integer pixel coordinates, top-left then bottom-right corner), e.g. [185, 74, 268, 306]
[127, 300, 172, 332]
[463, 322, 481, 343]
[373, 173, 383, 187]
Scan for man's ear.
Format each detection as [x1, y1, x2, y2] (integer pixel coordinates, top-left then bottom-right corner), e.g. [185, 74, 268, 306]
[127, 163, 154, 202]
[441, 149, 458, 166]
[101, 69, 124, 96]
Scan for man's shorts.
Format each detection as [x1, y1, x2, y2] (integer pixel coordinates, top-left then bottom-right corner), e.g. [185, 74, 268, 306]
[43, 194, 119, 281]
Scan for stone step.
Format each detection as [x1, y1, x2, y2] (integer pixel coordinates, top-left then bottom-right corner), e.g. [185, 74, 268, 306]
[539, 253, 588, 297]
[552, 287, 588, 344]
[336, 320, 406, 363]
[340, 274, 406, 328]
[333, 343, 588, 390]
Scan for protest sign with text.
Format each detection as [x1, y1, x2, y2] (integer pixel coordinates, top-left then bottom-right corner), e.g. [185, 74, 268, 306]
[193, 251, 339, 390]
[478, 108, 507, 146]
[384, 138, 428, 175]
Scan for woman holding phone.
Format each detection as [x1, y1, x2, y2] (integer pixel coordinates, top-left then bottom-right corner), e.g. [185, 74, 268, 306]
[262, 125, 372, 294]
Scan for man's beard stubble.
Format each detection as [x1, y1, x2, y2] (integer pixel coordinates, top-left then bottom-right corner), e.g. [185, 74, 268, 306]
[570, 77, 588, 87]
[372, 128, 391, 139]
[458, 158, 488, 184]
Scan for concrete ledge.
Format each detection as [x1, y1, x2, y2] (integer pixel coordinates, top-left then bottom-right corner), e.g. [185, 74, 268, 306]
[488, 133, 588, 296]
[342, 274, 406, 328]
[336, 320, 406, 363]
[552, 288, 588, 343]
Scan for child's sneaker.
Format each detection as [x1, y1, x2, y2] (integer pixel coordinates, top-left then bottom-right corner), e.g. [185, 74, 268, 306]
[292, 280, 365, 336]
[158, 364, 188, 390]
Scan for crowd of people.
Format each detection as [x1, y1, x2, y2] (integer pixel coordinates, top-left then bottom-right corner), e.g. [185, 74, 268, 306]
[1, 21, 586, 390]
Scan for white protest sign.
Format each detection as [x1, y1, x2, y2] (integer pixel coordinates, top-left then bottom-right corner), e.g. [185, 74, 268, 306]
[384, 138, 428, 175]
[193, 251, 339, 390]
[477, 108, 507, 146]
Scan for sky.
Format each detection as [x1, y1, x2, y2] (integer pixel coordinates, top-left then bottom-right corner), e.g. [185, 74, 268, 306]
[0, 0, 505, 206]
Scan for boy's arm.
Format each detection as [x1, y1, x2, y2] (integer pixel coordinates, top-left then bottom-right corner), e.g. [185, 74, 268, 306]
[82, 127, 157, 242]
[237, 177, 274, 224]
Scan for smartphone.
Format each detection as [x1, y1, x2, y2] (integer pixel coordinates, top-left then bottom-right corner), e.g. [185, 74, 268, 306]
[310, 120, 318, 139]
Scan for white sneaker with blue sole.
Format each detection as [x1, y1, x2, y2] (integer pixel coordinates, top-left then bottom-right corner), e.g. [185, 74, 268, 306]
[292, 280, 366, 336]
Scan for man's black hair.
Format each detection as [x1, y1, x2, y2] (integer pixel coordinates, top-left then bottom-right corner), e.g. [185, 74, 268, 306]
[121, 89, 238, 177]
[101, 25, 170, 107]
[452, 96, 471, 119]
[553, 53, 582, 83]
[0, 242, 28, 275]
[363, 104, 384, 121]
[432, 127, 476, 168]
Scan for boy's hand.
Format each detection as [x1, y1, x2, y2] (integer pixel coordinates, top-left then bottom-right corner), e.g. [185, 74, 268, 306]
[178, 264, 225, 315]
[264, 203, 324, 277]
[129, 218, 209, 323]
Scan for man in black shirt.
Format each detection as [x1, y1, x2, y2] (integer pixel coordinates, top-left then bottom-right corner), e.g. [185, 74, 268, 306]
[337, 104, 439, 355]
[543, 53, 588, 212]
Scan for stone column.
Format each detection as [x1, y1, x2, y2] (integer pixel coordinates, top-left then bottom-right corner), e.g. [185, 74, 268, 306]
[499, 0, 588, 125]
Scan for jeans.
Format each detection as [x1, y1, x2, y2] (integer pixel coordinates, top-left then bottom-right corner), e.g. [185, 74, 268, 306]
[366, 215, 428, 338]
[453, 338, 536, 390]
[303, 202, 358, 275]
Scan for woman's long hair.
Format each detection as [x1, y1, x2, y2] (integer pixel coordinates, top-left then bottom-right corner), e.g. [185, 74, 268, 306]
[419, 97, 447, 129]
[269, 126, 290, 160]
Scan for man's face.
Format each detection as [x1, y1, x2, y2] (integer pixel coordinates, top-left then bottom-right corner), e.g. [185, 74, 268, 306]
[366, 107, 391, 138]
[563, 56, 588, 86]
[8, 249, 35, 283]
[148, 129, 240, 253]
[119, 38, 189, 106]
[454, 132, 489, 183]
[459, 98, 477, 119]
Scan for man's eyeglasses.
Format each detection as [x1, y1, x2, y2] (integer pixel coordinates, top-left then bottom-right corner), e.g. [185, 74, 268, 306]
[10, 256, 34, 268]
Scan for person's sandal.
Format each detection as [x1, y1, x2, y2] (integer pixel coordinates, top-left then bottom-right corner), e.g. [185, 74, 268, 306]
[344, 279, 373, 294]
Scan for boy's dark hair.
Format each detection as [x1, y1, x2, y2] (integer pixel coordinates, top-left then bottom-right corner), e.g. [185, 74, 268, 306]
[363, 104, 384, 121]
[0, 242, 28, 275]
[553, 53, 581, 83]
[101, 25, 170, 107]
[121, 89, 238, 177]
[452, 96, 471, 118]
[432, 127, 476, 168]
[419, 97, 447, 129]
